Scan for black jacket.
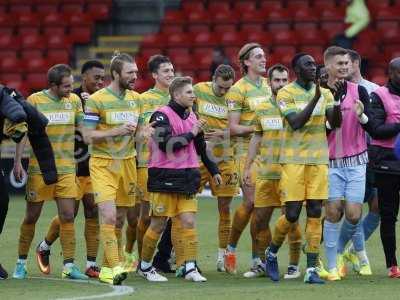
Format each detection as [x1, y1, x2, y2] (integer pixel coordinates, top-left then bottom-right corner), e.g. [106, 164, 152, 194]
[73, 87, 90, 177]
[364, 80, 400, 174]
[0, 86, 57, 184]
[147, 100, 219, 195]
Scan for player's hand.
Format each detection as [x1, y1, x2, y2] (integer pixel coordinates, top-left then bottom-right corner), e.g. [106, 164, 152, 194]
[141, 121, 156, 140]
[204, 129, 225, 141]
[243, 167, 254, 187]
[80, 92, 90, 101]
[13, 160, 24, 182]
[191, 119, 207, 137]
[213, 174, 223, 186]
[117, 122, 136, 136]
[314, 80, 321, 101]
[354, 100, 364, 117]
[333, 80, 346, 103]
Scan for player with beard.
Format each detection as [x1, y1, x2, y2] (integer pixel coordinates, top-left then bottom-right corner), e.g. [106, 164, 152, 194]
[83, 52, 145, 285]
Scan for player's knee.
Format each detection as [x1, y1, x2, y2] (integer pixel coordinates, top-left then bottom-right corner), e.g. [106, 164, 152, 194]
[345, 210, 362, 225]
[151, 220, 167, 234]
[181, 217, 195, 229]
[285, 209, 300, 223]
[59, 210, 75, 223]
[305, 200, 322, 218]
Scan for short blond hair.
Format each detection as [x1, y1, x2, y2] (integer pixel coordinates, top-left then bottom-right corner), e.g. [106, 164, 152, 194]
[169, 76, 192, 100]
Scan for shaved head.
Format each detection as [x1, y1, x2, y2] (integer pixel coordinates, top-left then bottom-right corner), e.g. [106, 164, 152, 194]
[389, 57, 400, 86]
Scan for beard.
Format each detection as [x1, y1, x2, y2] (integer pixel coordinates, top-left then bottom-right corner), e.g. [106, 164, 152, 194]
[119, 78, 132, 90]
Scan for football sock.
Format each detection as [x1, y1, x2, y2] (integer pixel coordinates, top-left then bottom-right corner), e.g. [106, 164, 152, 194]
[362, 212, 380, 241]
[18, 223, 35, 259]
[115, 227, 124, 263]
[172, 217, 184, 267]
[136, 218, 149, 260]
[85, 218, 99, 262]
[141, 227, 161, 263]
[271, 215, 292, 251]
[182, 228, 197, 262]
[60, 222, 75, 264]
[288, 222, 302, 266]
[250, 212, 258, 259]
[324, 220, 340, 270]
[100, 224, 119, 268]
[45, 216, 60, 245]
[338, 219, 363, 253]
[305, 217, 322, 255]
[218, 211, 231, 249]
[256, 226, 271, 261]
[229, 203, 251, 248]
[125, 223, 137, 254]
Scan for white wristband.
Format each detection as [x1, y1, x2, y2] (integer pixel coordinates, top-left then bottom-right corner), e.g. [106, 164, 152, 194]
[326, 120, 332, 130]
[333, 100, 341, 106]
[358, 113, 368, 124]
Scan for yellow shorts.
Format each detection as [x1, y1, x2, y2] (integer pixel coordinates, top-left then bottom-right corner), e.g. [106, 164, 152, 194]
[199, 160, 239, 197]
[280, 164, 328, 202]
[149, 192, 197, 217]
[90, 157, 137, 207]
[255, 178, 281, 208]
[26, 173, 77, 202]
[76, 176, 93, 200]
[136, 167, 149, 202]
[235, 155, 258, 186]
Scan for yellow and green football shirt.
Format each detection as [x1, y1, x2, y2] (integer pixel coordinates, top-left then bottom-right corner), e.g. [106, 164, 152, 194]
[253, 99, 282, 180]
[226, 75, 272, 156]
[136, 87, 170, 168]
[277, 81, 334, 165]
[84, 87, 141, 160]
[194, 81, 233, 160]
[27, 90, 84, 175]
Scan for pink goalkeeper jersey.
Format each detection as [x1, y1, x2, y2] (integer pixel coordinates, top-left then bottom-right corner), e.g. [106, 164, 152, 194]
[148, 105, 199, 169]
[328, 81, 367, 160]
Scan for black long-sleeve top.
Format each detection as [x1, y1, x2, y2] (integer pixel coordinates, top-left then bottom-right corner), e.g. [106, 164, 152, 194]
[149, 100, 219, 176]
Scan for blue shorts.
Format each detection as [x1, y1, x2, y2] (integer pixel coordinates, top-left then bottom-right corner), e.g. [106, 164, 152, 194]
[328, 164, 366, 203]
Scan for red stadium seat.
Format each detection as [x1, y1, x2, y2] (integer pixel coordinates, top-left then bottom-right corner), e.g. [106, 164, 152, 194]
[219, 31, 245, 47]
[353, 42, 379, 59]
[0, 73, 23, 84]
[25, 57, 49, 72]
[380, 27, 400, 44]
[43, 25, 66, 36]
[297, 29, 328, 46]
[68, 13, 92, 26]
[0, 57, 22, 72]
[193, 53, 213, 69]
[182, 2, 205, 13]
[141, 33, 166, 49]
[196, 70, 211, 82]
[287, 0, 311, 11]
[208, 2, 230, 13]
[9, 4, 32, 13]
[20, 49, 44, 60]
[0, 35, 20, 50]
[161, 24, 184, 34]
[42, 12, 67, 26]
[87, 3, 110, 21]
[192, 32, 219, 47]
[214, 24, 238, 33]
[47, 34, 71, 51]
[188, 10, 211, 24]
[293, 22, 318, 30]
[265, 9, 291, 30]
[192, 47, 214, 58]
[18, 26, 40, 36]
[233, 1, 256, 13]
[35, 4, 59, 16]
[69, 25, 93, 43]
[17, 12, 38, 26]
[320, 7, 345, 22]
[26, 73, 48, 90]
[224, 47, 240, 63]
[376, 20, 399, 31]
[320, 22, 346, 39]
[0, 26, 15, 35]
[167, 33, 192, 48]
[240, 23, 264, 34]
[313, 0, 337, 11]
[187, 23, 211, 33]
[212, 10, 240, 24]
[21, 34, 46, 50]
[240, 10, 268, 24]
[0, 50, 17, 60]
[298, 45, 324, 63]
[163, 11, 185, 25]
[374, 8, 400, 21]
[292, 7, 319, 23]
[133, 79, 152, 93]
[272, 31, 298, 46]
[47, 49, 70, 64]
[245, 31, 273, 46]
[170, 54, 192, 70]
[165, 48, 190, 59]
[0, 14, 14, 27]
[259, 0, 283, 11]
[60, 3, 84, 14]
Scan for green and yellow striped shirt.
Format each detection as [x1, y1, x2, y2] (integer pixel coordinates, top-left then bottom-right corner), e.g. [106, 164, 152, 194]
[226, 76, 272, 156]
[84, 87, 141, 160]
[277, 82, 334, 165]
[27, 90, 84, 174]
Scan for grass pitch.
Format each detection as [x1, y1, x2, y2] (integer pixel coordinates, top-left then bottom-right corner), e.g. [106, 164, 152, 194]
[1, 196, 400, 300]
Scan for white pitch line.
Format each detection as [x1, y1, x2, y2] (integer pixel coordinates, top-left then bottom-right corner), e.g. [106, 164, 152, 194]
[29, 276, 134, 300]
